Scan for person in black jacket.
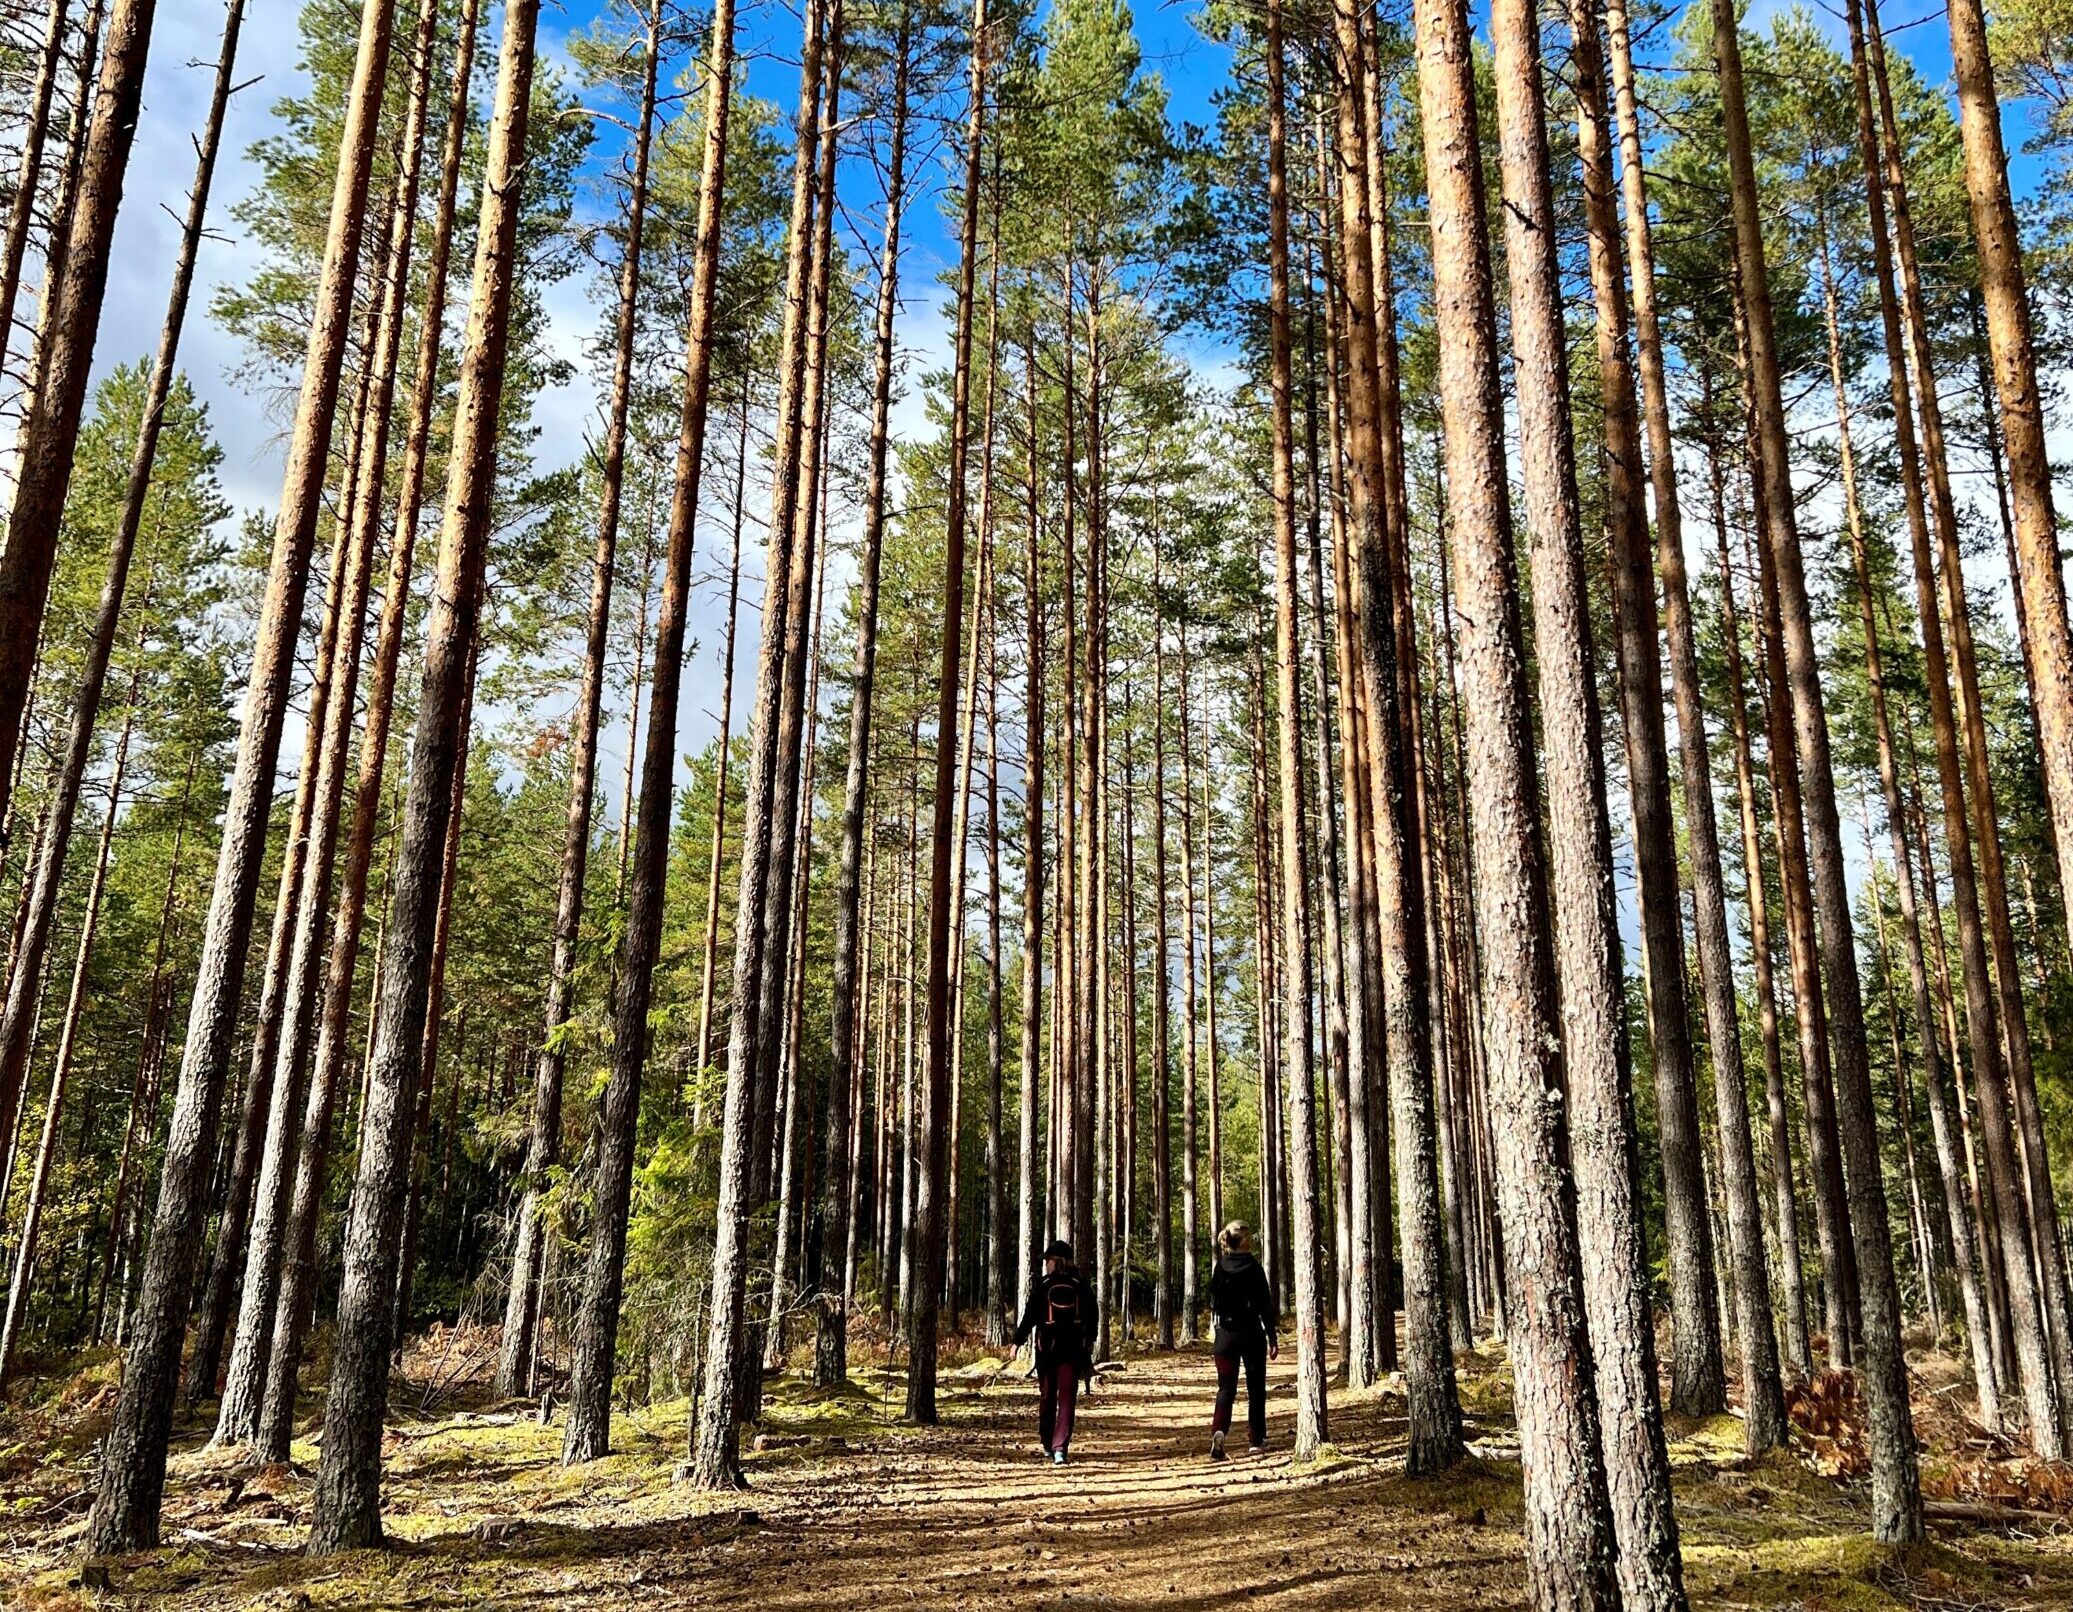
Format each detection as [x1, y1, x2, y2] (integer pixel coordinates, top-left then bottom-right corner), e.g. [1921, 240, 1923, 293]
[1207, 1221, 1277, 1458]
[1013, 1239, 1098, 1464]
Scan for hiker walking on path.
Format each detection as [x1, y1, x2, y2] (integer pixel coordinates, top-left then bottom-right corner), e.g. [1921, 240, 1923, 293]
[1208, 1222, 1277, 1459]
[1014, 1239, 1098, 1465]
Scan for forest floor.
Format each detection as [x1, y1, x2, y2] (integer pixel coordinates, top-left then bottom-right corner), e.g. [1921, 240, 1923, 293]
[3, 1328, 2072, 1610]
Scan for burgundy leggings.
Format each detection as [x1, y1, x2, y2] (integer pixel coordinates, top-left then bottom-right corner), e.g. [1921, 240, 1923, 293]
[1212, 1342, 1267, 1447]
[1039, 1362, 1079, 1452]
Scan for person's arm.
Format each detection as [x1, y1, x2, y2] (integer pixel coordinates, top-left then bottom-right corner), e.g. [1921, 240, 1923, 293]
[1082, 1276, 1100, 1355]
[1014, 1282, 1039, 1346]
[1255, 1265, 1280, 1351]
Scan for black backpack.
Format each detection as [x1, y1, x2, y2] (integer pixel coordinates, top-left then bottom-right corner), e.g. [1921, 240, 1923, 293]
[1215, 1261, 1258, 1334]
[1040, 1273, 1082, 1344]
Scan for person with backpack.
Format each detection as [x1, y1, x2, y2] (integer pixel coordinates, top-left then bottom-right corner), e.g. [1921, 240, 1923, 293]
[1013, 1238, 1098, 1464]
[1207, 1220, 1277, 1459]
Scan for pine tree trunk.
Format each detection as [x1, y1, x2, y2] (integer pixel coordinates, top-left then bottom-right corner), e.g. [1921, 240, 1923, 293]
[0, 0, 70, 385]
[393, 757, 471, 1352]
[497, 5, 660, 1401]
[0, 0, 159, 829]
[14, 0, 104, 410]
[1309, 127, 1389, 1380]
[1324, 0, 1451, 1439]
[1201, 669, 1221, 1252]
[1697, 396, 1818, 1387]
[694, 393, 750, 1080]
[307, 0, 544, 1551]
[1599, 0, 1787, 1445]
[1489, 0, 1686, 1597]
[1262, 0, 1327, 1457]
[983, 593, 1007, 1344]
[687, 0, 823, 1487]
[1177, 623, 1200, 1344]
[1817, 205, 2005, 1431]
[204, 329, 379, 1432]
[1300, 288, 1364, 1379]
[1568, 0, 1731, 1431]
[0, 0, 243, 1281]
[251, 0, 482, 1465]
[562, 0, 744, 1472]
[1729, 294, 1860, 1372]
[906, 0, 987, 1425]
[1877, 0, 2073, 1440]
[84, 0, 397, 1554]
[1711, 0, 1920, 1538]
[1412, 0, 1619, 1595]
[1940, 0, 2073, 1134]
[213, 0, 445, 1423]
[738, 39, 845, 1434]
[765, 528, 830, 1372]
[943, 357, 995, 1333]
[1151, 598, 1174, 1349]
[1015, 339, 1046, 1318]
[811, 5, 908, 1383]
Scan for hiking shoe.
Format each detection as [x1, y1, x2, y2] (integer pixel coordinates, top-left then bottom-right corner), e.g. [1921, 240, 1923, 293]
[1052, 1448, 1067, 1466]
[1210, 1431, 1227, 1462]
[1248, 1445, 1267, 1458]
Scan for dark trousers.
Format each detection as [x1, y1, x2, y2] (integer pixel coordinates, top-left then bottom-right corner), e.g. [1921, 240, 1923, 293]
[1038, 1361, 1080, 1452]
[1212, 1340, 1267, 1447]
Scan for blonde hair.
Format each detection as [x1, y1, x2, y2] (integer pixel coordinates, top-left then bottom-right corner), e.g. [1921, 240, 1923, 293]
[1218, 1221, 1252, 1256]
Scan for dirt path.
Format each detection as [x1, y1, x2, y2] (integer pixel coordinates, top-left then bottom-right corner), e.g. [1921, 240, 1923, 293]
[680, 1351, 1525, 1612]
[6, 1346, 2070, 1609]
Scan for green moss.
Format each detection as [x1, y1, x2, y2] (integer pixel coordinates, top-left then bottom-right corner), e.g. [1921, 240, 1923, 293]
[1680, 1534, 1991, 1612]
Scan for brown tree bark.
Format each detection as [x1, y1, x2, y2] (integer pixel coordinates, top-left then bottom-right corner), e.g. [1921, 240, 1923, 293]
[0, 0, 156, 828]
[1015, 339, 1045, 1317]
[1727, 273, 1861, 1375]
[0, 0, 243, 1279]
[1816, 203, 2005, 1431]
[1872, 0, 2073, 1440]
[251, 0, 482, 1466]
[1261, 0, 1327, 1458]
[307, 0, 545, 1550]
[1711, 0, 1920, 1537]
[1413, 0, 1618, 1595]
[1940, 0, 2073, 1110]
[202, 275, 382, 1434]
[1177, 622, 1200, 1342]
[983, 581, 1007, 1344]
[812, 0, 910, 1385]
[1324, 0, 1453, 1449]
[738, 32, 844, 1431]
[0, 0, 70, 385]
[497, 4, 660, 1401]
[694, 391, 750, 1079]
[1598, 0, 1785, 1444]
[562, 0, 746, 1470]
[906, 0, 986, 1423]
[1151, 582, 1174, 1349]
[688, 0, 823, 1487]
[85, 0, 397, 1554]
[1490, 0, 1686, 1597]
[1573, 0, 1732, 1430]
[213, 0, 448, 1425]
